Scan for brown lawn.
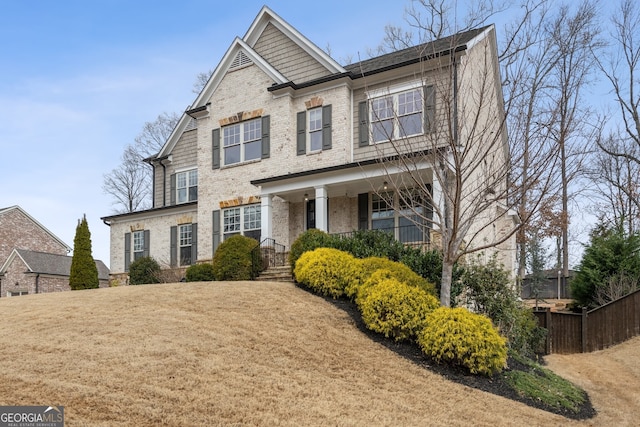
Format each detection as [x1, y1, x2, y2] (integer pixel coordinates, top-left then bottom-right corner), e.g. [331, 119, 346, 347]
[0, 281, 637, 426]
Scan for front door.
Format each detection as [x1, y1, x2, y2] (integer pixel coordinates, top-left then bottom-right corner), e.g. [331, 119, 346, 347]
[306, 199, 316, 230]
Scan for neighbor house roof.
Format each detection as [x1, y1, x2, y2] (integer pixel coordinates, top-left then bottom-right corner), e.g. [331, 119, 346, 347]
[1, 249, 110, 281]
[0, 205, 71, 252]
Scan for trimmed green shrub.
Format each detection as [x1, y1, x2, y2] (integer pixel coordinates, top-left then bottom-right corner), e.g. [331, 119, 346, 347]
[418, 307, 507, 376]
[213, 235, 260, 281]
[293, 247, 358, 298]
[332, 229, 407, 260]
[359, 277, 440, 341]
[129, 256, 161, 285]
[460, 255, 546, 359]
[289, 229, 334, 272]
[185, 263, 216, 282]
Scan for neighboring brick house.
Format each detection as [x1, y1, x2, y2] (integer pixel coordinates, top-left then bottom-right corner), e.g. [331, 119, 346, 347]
[0, 206, 109, 295]
[102, 6, 517, 281]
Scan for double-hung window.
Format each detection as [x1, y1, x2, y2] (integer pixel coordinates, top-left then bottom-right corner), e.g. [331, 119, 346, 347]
[223, 118, 262, 165]
[179, 224, 193, 266]
[176, 169, 198, 203]
[366, 85, 434, 144]
[369, 189, 431, 245]
[133, 230, 145, 261]
[222, 205, 261, 242]
[297, 105, 331, 155]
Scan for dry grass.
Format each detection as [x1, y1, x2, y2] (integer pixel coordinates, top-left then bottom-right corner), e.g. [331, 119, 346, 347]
[0, 281, 635, 426]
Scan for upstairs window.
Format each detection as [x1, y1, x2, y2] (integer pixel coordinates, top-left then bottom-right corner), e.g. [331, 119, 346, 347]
[360, 85, 434, 146]
[297, 105, 332, 155]
[223, 118, 262, 165]
[371, 88, 423, 143]
[177, 169, 198, 204]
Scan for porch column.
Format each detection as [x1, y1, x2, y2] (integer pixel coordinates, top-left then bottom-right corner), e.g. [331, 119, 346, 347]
[315, 186, 328, 232]
[261, 193, 273, 241]
[431, 176, 443, 232]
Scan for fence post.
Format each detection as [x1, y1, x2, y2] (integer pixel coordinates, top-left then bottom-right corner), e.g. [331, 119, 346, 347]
[581, 307, 588, 353]
[545, 308, 552, 355]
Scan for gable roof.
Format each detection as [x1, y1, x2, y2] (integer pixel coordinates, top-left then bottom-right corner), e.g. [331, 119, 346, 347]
[1, 249, 110, 281]
[155, 6, 346, 160]
[0, 206, 71, 252]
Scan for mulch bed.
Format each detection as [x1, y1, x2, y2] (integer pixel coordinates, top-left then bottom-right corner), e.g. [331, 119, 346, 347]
[310, 288, 597, 420]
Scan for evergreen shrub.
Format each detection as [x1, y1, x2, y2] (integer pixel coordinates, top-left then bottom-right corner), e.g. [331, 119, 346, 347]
[358, 277, 440, 341]
[289, 229, 334, 272]
[293, 247, 358, 298]
[213, 235, 260, 281]
[418, 307, 507, 376]
[185, 263, 216, 282]
[129, 256, 161, 285]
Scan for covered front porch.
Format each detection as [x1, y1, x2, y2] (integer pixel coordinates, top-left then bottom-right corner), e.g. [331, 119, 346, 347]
[251, 161, 442, 251]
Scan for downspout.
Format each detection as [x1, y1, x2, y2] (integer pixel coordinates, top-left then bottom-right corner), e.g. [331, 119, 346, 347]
[453, 55, 459, 147]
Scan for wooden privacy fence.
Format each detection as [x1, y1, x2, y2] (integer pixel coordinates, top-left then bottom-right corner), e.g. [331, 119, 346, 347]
[532, 288, 640, 354]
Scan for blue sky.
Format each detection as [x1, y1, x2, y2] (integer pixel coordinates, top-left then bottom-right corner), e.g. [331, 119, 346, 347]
[0, 1, 410, 266]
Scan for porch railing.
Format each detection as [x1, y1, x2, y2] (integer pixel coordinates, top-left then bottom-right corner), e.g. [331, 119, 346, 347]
[251, 238, 287, 276]
[332, 225, 432, 250]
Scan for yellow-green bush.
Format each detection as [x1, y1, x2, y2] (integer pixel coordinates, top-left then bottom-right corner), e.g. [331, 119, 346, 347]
[418, 307, 507, 376]
[358, 277, 440, 342]
[345, 256, 436, 301]
[293, 248, 358, 298]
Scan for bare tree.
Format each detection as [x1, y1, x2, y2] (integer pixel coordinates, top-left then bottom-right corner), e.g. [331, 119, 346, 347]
[103, 112, 179, 213]
[103, 145, 151, 213]
[596, 0, 640, 163]
[192, 69, 214, 95]
[545, 0, 602, 279]
[363, 0, 559, 307]
[588, 133, 640, 234]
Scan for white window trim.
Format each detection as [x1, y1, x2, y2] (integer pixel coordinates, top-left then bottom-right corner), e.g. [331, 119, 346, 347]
[176, 168, 198, 204]
[222, 204, 261, 240]
[308, 107, 323, 153]
[222, 118, 262, 166]
[369, 87, 424, 143]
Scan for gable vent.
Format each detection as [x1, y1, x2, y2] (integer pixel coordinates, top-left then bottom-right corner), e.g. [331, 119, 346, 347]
[230, 50, 253, 70]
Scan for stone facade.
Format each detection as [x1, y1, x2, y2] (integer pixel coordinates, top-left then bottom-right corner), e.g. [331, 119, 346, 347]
[102, 6, 517, 279]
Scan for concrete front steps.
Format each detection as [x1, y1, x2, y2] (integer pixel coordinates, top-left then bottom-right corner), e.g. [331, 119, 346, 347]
[257, 265, 294, 283]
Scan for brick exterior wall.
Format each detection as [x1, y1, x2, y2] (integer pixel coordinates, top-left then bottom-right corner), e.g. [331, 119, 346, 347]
[0, 208, 69, 262]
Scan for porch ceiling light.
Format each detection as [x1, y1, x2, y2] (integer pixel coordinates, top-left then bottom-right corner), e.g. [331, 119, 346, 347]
[383, 181, 388, 190]
[304, 193, 308, 201]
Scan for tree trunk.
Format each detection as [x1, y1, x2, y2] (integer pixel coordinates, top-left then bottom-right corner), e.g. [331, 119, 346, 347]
[440, 260, 454, 307]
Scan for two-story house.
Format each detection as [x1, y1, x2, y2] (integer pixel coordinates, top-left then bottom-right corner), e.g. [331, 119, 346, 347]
[102, 6, 516, 282]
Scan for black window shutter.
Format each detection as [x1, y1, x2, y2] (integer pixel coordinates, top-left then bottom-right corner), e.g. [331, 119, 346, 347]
[322, 104, 332, 150]
[424, 85, 435, 133]
[124, 233, 131, 272]
[261, 115, 270, 159]
[170, 226, 177, 268]
[357, 193, 369, 230]
[143, 230, 150, 257]
[191, 223, 198, 265]
[212, 128, 221, 169]
[296, 111, 306, 155]
[170, 174, 176, 205]
[358, 101, 369, 147]
[212, 210, 221, 254]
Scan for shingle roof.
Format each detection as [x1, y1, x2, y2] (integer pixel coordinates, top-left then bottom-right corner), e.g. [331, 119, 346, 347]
[15, 249, 110, 280]
[343, 26, 491, 77]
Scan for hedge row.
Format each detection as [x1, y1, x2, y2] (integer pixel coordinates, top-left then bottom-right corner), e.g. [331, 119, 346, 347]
[293, 246, 507, 375]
